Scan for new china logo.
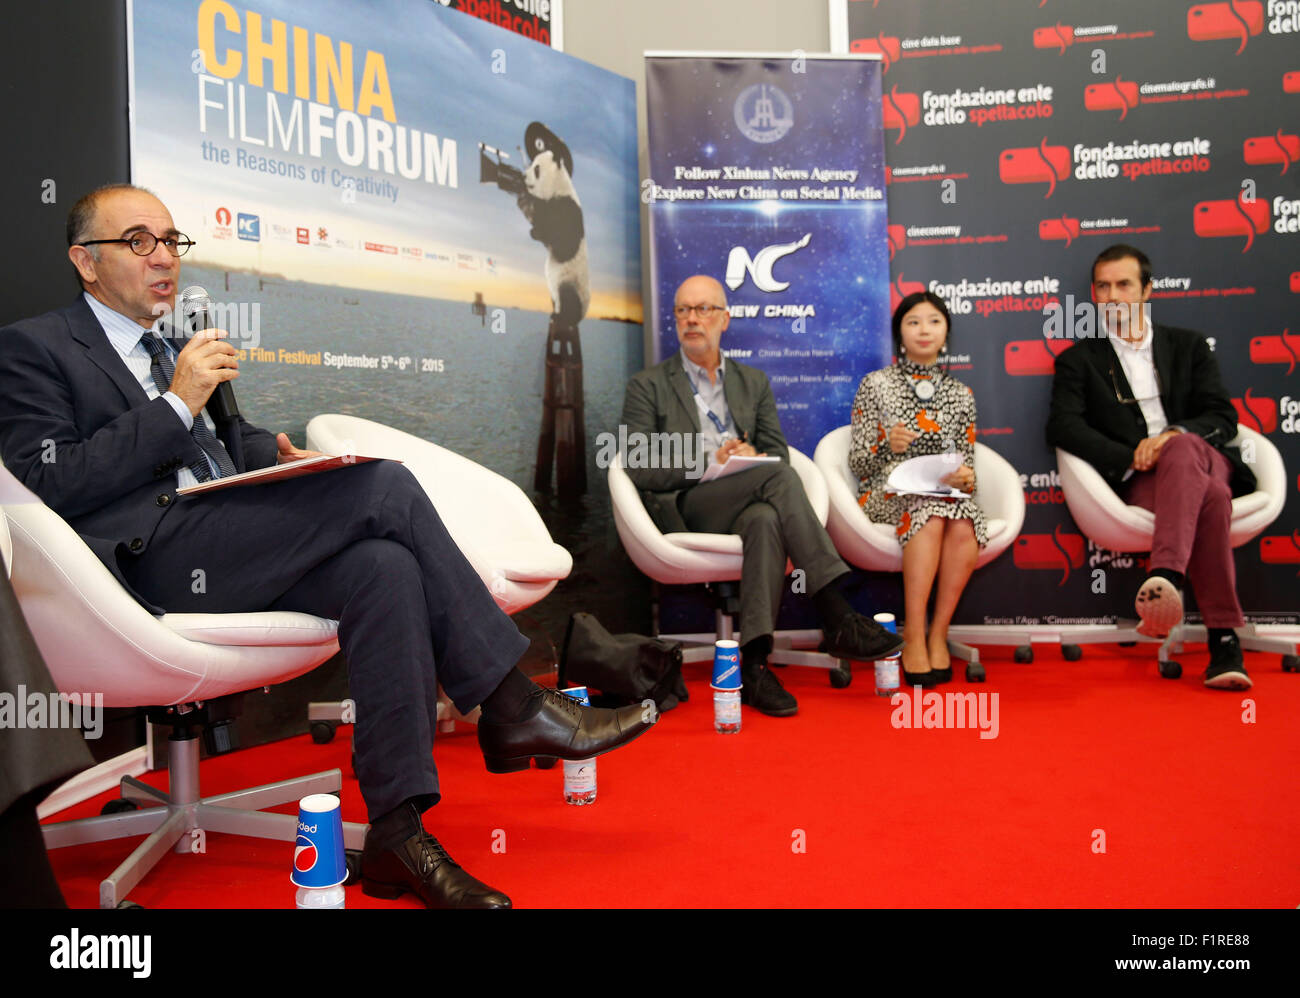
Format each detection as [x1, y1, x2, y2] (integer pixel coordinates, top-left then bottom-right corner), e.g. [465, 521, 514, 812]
[236, 213, 259, 242]
[999, 140, 1070, 197]
[1013, 528, 1085, 586]
[1193, 195, 1270, 251]
[1084, 76, 1140, 120]
[1187, 2, 1264, 53]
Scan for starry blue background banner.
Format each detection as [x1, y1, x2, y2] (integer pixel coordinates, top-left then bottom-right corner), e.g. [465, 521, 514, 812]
[645, 55, 890, 454]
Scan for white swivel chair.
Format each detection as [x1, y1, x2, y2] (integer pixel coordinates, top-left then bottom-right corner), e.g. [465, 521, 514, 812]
[608, 447, 854, 684]
[304, 414, 573, 733]
[1054, 424, 1299, 677]
[814, 425, 1025, 681]
[3, 489, 366, 909]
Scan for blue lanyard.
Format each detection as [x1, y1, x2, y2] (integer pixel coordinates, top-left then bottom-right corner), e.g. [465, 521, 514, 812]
[685, 367, 729, 436]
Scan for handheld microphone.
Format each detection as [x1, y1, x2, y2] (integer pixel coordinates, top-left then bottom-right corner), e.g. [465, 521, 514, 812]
[180, 285, 241, 422]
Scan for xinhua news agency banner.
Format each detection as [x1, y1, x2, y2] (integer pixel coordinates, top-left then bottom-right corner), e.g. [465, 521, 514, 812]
[645, 54, 891, 455]
[834, 0, 1300, 625]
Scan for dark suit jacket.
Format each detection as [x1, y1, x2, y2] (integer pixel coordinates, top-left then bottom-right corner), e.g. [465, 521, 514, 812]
[0, 297, 277, 602]
[620, 351, 789, 532]
[1045, 323, 1254, 496]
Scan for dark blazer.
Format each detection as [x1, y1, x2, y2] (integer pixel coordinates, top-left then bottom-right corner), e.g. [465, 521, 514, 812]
[620, 351, 789, 532]
[0, 297, 277, 599]
[1045, 323, 1254, 496]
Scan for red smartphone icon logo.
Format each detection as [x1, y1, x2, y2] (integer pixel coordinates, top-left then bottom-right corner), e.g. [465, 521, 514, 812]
[1005, 340, 1071, 376]
[1285, 72, 1300, 94]
[887, 224, 906, 258]
[882, 87, 920, 144]
[1000, 141, 1071, 198]
[851, 35, 902, 72]
[1187, 2, 1264, 53]
[1033, 24, 1075, 52]
[1039, 216, 1082, 245]
[1084, 78, 1140, 120]
[1014, 530, 1085, 586]
[1260, 534, 1300, 565]
[1243, 132, 1300, 173]
[1249, 331, 1300, 373]
[1193, 197, 1270, 252]
[1232, 391, 1278, 433]
[889, 274, 926, 312]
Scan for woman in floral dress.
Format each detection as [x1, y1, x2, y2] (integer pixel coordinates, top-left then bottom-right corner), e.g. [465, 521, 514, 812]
[849, 292, 986, 685]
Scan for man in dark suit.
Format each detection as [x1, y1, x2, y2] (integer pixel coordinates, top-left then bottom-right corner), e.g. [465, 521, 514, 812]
[1046, 244, 1254, 689]
[621, 275, 903, 716]
[0, 184, 655, 908]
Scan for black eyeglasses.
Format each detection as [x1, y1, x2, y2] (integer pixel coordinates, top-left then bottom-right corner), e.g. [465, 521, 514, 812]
[1109, 362, 1164, 406]
[675, 304, 725, 318]
[77, 232, 195, 257]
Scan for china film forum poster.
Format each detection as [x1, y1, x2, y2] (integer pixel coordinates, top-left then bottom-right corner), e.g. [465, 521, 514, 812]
[833, 0, 1300, 627]
[128, 0, 642, 631]
[645, 54, 891, 456]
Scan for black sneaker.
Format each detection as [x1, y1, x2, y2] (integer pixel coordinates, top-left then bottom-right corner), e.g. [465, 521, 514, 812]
[740, 663, 798, 717]
[1203, 634, 1252, 690]
[820, 613, 906, 661]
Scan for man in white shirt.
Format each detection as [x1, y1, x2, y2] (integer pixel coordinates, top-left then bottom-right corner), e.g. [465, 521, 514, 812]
[1046, 244, 1254, 689]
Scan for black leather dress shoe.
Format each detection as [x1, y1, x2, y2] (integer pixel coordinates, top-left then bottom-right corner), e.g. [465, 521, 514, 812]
[740, 662, 798, 716]
[477, 687, 657, 774]
[820, 613, 906, 661]
[361, 828, 511, 909]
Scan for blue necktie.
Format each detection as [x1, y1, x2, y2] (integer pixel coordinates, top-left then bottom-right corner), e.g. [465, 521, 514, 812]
[139, 332, 236, 481]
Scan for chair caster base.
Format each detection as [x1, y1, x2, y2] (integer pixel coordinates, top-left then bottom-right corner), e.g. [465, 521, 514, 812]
[310, 721, 337, 744]
[1158, 660, 1182, 680]
[1282, 655, 1299, 673]
[829, 663, 852, 688]
[1062, 644, 1082, 662]
[1014, 645, 1033, 664]
[965, 662, 985, 682]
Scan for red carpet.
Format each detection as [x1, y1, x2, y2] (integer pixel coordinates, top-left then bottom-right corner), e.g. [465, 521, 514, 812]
[45, 644, 1298, 908]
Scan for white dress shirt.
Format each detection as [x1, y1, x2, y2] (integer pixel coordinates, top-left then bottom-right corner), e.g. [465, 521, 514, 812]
[1108, 325, 1169, 436]
[84, 292, 229, 485]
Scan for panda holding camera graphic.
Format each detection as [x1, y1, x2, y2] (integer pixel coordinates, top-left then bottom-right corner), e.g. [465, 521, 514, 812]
[514, 122, 590, 327]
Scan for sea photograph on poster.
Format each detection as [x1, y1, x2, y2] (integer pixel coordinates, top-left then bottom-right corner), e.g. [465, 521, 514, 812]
[645, 54, 890, 455]
[130, 0, 639, 482]
[129, 0, 642, 637]
[835, 0, 1300, 625]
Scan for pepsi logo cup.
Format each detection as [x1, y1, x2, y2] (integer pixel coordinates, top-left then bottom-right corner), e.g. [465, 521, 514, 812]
[711, 639, 742, 690]
[291, 793, 347, 889]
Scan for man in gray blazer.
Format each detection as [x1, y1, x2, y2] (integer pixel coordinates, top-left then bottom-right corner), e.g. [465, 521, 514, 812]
[621, 275, 903, 715]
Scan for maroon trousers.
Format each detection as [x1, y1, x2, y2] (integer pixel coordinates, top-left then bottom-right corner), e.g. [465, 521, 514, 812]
[1122, 432, 1244, 628]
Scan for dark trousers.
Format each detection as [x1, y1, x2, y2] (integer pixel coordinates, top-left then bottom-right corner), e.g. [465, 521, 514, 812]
[1122, 432, 1244, 628]
[121, 461, 527, 820]
[677, 462, 847, 641]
